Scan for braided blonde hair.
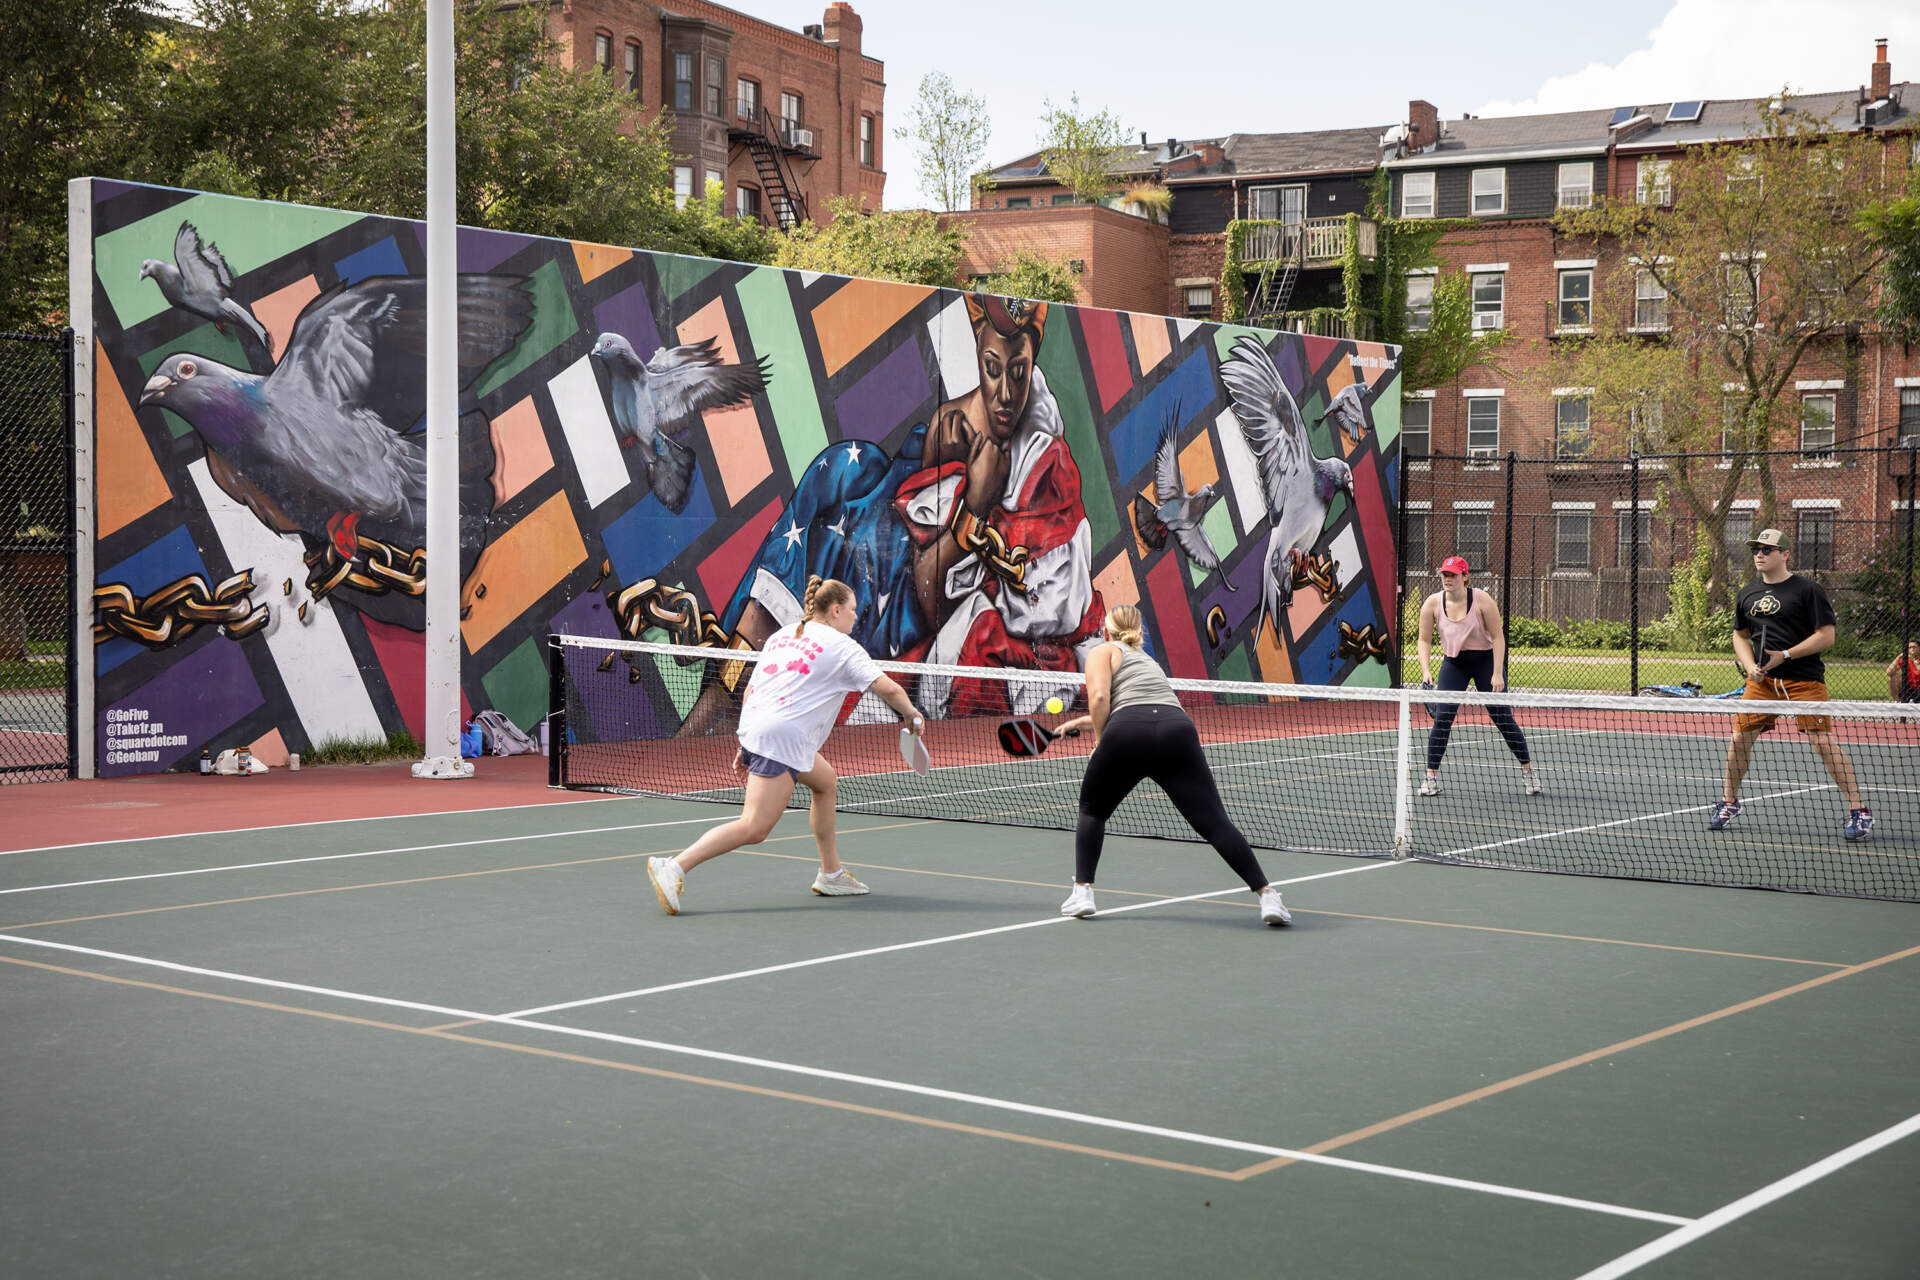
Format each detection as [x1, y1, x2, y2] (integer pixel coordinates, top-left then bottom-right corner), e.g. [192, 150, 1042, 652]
[1104, 603, 1144, 648]
[795, 575, 855, 636]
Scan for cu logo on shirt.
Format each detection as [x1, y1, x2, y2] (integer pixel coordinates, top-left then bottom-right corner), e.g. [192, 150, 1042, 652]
[1750, 594, 1781, 616]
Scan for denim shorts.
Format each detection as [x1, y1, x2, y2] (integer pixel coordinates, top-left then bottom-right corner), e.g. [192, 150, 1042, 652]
[738, 746, 797, 778]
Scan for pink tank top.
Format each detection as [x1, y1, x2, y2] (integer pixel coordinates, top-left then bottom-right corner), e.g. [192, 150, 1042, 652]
[1436, 588, 1495, 658]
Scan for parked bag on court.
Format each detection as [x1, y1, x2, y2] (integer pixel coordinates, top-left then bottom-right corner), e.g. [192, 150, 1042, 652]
[472, 709, 539, 757]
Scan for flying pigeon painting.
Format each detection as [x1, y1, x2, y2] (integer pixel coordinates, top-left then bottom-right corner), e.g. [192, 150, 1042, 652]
[1315, 376, 1372, 443]
[137, 274, 534, 562]
[1142, 424, 1235, 588]
[1218, 336, 1354, 634]
[139, 222, 274, 371]
[590, 333, 770, 514]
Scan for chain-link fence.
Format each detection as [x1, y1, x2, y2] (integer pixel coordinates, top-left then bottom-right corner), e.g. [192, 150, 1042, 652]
[1398, 447, 1919, 697]
[0, 331, 74, 780]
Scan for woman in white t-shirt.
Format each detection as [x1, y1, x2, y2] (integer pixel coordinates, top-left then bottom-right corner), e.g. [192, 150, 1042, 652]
[647, 577, 926, 915]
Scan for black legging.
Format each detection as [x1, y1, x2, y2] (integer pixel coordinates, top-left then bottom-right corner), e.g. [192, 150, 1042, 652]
[1075, 704, 1269, 891]
[1427, 647, 1530, 771]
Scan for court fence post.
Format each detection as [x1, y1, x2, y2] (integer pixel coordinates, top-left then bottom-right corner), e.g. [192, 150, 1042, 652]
[1501, 450, 1515, 649]
[1391, 693, 1413, 857]
[1394, 439, 1410, 688]
[1629, 450, 1641, 695]
[546, 634, 567, 789]
[61, 325, 77, 780]
[1904, 447, 1916, 694]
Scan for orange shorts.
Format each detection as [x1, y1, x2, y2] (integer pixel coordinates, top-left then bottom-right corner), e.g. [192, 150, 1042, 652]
[1734, 677, 1833, 734]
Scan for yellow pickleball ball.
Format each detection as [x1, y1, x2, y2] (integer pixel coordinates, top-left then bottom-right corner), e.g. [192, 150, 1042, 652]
[1045, 696, 1065, 714]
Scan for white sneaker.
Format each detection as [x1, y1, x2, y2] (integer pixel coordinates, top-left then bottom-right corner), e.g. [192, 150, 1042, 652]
[647, 856, 684, 915]
[1417, 775, 1441, 796]
[1059, 883, 1096, 918]
[1259, 887, 1292, 926]
[811, 867, 870, 896]
[1522, 766, 1542, 796]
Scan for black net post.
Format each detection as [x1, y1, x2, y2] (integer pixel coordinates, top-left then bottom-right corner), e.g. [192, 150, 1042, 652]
[1501, 450, 1516, 648]
[1394, 447, 1409, 688]
[61, 327, 76, 778]
[1629, 449, 1642, 694]
[1905, 447, 1917, 696]
[546, 633, 567, 787]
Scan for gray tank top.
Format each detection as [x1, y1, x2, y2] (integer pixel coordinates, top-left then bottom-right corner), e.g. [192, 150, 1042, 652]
[1107, 644, 1181, 712]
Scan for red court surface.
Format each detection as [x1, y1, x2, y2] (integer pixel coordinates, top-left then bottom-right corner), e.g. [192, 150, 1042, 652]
[0, 755, 597, 853]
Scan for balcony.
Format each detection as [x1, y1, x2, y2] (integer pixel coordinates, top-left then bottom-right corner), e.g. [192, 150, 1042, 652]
[1238, 216, 1378, 266]
[1265, 308, 1378, 341]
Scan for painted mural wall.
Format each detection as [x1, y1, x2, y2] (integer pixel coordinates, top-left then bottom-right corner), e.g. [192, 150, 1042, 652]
[75, 180, 1403, 778]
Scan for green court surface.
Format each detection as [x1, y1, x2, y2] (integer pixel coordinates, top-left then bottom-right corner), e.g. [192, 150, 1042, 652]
[1, 795, 1915, 1278]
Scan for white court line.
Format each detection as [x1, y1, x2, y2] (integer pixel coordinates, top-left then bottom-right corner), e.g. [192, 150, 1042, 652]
[0, 927, 1686, 1227]
[1442, 786, 1833, 859]
[0, 813, 743, 897]
[1572, 1111, 1920, 1279]
[505, 860, 1404, 1018]
[0, 793, 627, 858]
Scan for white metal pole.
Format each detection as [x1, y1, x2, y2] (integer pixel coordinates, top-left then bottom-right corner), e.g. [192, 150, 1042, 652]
[413, 0, 470, 780]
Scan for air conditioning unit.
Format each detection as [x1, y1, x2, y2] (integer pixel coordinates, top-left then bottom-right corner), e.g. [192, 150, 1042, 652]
[1468, 448, 1498, 462]
[1471, 313, 1502, 331]
[785, 127, 814, 150]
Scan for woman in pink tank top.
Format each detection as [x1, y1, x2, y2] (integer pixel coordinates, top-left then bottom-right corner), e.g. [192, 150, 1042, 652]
[1414, 556, 1537, 797]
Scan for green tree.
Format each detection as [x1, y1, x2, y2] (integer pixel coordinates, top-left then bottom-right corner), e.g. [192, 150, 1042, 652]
[1400, 271, 1505, 391]
[896, 72, 991, 213]
[773, 197, 964, 287]
[0, 0, 160, 330]
[1037, 94, 1130, 204]
[969, 249, 1079, 304]
[1551, 97, 1902, 603]
[1861, 166, 1920, 345]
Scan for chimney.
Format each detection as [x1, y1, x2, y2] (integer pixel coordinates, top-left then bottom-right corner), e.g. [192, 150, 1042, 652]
[1871, 37, 1892, 101]
[1408, 100, 1439, 152]
[822, 3, 861, 52]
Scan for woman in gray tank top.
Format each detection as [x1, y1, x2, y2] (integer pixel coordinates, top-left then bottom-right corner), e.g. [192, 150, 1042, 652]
[1053, 604, 1291, 926]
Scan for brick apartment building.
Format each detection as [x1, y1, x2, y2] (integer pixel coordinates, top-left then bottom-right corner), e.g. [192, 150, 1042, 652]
[965, 42, 1920, 611]
[541, 0, 885, 227]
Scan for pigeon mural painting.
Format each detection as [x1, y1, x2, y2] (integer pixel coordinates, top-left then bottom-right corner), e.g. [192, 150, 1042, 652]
[76, 181, 1401, 777]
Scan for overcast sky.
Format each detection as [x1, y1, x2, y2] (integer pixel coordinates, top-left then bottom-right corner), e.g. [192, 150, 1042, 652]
[722, 0, 1920, 208]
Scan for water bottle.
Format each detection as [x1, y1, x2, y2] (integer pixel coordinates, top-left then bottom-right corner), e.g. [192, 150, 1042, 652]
[237, 745, 251, 775]
[289, 753, 300, 772]
[199, 749, 211, 776]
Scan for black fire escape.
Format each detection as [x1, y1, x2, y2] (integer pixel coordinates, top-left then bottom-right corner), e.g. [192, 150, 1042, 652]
[727, 107, 817, 231]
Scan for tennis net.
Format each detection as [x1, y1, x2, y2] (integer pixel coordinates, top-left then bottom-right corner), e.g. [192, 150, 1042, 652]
[549, 635, 1920, 901]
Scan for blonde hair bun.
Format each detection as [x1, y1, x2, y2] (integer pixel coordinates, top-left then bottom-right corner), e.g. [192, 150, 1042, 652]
[1104, 603, 1144, 648]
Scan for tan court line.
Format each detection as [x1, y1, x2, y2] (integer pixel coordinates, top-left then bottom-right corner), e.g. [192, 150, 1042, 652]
[0, 953, 1241, 1182]
[1227, 939, 1920, 1180]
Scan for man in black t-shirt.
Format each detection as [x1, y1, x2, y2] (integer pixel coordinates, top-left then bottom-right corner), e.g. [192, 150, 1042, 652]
[1710, 528, 1873, 841]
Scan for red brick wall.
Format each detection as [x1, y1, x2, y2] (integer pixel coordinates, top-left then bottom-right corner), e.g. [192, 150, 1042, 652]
[544, 0, 884, 224]
[943, 206, 1169, 313]
[1169, 233, 1226, 318]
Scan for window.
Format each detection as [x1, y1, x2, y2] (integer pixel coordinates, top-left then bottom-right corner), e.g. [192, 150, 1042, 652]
[1466, 397, 1500, 452]
[1554, 396, 1592, 459]
[625, 41, 641, 93]
[1471, 272, 1504, 330]
[737, 78, 760, 121]
[1403, 512, 1429, 573]
[1796, 510, 1836, 570]
[737, 185, 761, 222]
[594, 32, 612, 71]
[1722, 510, 1755, 563]
[1634, 268, 1669, 329]
[1806, 257, 1843, 322]
[673, 53, 693, 111]
[1249, 185, 1306, 224]
[673, 166, 693, 210]
[1557, 162, 1594, 209]
[1183, 286, 1214, 320]
[1401, 171, 1435, 218]
[1051, 193, 1076, 206]
[1800, 392, 1836, 457]
[1666, 100, 1704, 124]
[1558, 268, 1592, 328]
[1401, 399, 1431, 459]
[705, 56, 723, 116]
[780, 91, 803, 132]
[1809, 151, 1843, 199]
[1555, 513, 1592, 570]
[1631, 397, 1665, 453]
[1405, 274, 1434, 331]
[1456, 512, 1491, 568]
[1726, 154, 1761, 197]
[706, 169, 723, 200]
[1637, 157, 1672, 205]
[1617, 509, 1652, 568]
[1899, 388, 1920, 447]
[1471, 168, 1506, 215]
[1005, 196, 1031, 209]
[861, 114, 875, 167]
[1724, 260, 1759, 329]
